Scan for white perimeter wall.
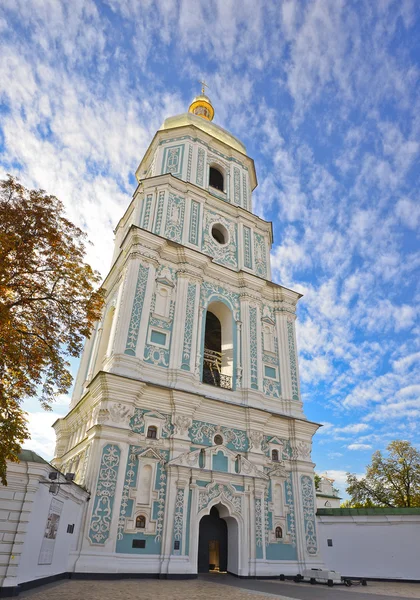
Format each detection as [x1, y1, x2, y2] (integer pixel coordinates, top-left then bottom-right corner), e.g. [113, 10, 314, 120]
[0, 459, 88, 591]
[317, 514, 420, 580]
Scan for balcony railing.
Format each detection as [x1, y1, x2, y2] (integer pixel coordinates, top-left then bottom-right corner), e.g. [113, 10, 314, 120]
[202, 348, 232, 390]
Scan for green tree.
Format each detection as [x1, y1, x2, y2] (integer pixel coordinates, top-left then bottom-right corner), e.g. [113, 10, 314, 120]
[346, 440, 420, 508]
[314, 473, 321, 490]
[0, 176, 104, 484]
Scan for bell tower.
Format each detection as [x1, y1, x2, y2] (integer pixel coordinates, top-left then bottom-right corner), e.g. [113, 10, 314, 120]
[53, 90, 323, 578]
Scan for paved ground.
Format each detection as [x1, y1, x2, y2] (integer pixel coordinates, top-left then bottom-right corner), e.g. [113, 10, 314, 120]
[19, 574, 420, 600]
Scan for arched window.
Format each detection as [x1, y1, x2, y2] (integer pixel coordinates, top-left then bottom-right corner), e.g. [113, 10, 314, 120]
[272, 449, 279, 462]
[275, 526, 283, 539]
[209, 166, 224, 191]
[147, 426, 157, 439]
[136, 515, 146, 529]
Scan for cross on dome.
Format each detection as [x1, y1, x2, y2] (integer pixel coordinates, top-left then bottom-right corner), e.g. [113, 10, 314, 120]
[188, 81, 214, 122]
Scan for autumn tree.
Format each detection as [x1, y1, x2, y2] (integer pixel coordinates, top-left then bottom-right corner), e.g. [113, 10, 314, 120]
[0, 176, 104, 484]
[346, 440, 420, 508]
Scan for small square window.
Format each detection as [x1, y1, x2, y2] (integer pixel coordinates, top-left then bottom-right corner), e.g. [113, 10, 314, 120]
[264, 365, 277, 379]
[150, 330, 167, 346]
[132, 539, 146, 549]
[327, 539, 333, 547]
[174, 540, 180, 550]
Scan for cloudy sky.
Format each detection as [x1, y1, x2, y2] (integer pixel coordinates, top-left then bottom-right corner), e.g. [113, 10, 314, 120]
[1, 0, 419, 497]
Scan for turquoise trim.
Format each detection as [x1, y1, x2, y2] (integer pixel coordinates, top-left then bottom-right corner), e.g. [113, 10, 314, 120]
[124, 264, 149, 356]
[254, 232, 268, 278]
[172, 488, 185, 554]
[196, 479, 210, 487]
[185, 490, 192, 555]
[189, 419, 249, 451]
[88, 444, 121, 545]
[129, 408, 173, 437]
[161, 144, 185, 179]
[188, 200, 200, 246]
[255, 498, 263, 558]
[150, 330, 167, 345]
[159, 135, 248, 169]
[212, 450, 228, 472]
[301, 475, 318, 555]
[249, 306, 258, 389]
[142, 194, 153, 229]
[243, 225, 253, 269]
[116, 446, 170, 555]
[153, 190, 165, 234]
[287, 321, 300, 400]
[181, 282, 196, 371]
[164, 192, 185, 243]
[264, 365, 276, 378]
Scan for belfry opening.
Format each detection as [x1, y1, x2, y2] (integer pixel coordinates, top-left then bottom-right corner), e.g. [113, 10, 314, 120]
[202, 302, 234, 390]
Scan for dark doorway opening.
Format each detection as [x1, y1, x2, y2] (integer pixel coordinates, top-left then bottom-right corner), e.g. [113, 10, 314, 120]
[198, 506, 228, 573]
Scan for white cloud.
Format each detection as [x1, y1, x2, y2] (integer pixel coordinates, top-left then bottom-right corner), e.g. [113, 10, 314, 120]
[395, 197, 420, 230]
[22, 412, 62, 461]
[347, 443, 372, 451]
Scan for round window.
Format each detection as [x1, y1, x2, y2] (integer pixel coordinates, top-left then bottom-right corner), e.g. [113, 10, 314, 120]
[214, 434, 223, 445]
[211, 223, 228, 245]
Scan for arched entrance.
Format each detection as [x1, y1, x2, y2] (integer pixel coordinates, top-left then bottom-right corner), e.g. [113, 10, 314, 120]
[197, 506, 227, 573]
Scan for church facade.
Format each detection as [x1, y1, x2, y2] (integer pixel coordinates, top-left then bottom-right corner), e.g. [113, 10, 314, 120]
[52, 92, 322, 578]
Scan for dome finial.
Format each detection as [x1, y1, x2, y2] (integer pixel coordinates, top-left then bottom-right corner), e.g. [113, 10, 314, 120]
[200, 79, 208, 95]
[188, 80, 214, 122]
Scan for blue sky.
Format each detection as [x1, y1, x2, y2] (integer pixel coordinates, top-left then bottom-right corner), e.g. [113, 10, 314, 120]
[1, 0, 419, 497]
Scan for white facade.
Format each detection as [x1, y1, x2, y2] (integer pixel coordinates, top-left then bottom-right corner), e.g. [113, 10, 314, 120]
[0, 453, 88, 595]
[318, 509, 420, 580]
[51, 96, 323, 578]
[315, 475, 341, 509]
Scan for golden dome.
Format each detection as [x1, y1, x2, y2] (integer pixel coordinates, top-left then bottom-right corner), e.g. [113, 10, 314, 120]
[188, 93, 214, 122]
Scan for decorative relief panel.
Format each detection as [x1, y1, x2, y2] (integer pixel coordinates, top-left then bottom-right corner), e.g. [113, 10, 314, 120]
[249, 306, 258, 389]
[153, 190, 165, 235]
[233, 167, 241, 206]
[164, 193, 185, 243]
[243, 226, 253, 269]
[124, 263, 149, 356]
[200, 282, 240, 319]
[196, 147, 205, 186]
[255, 497, 263, 557]
[262, 436, 292, 459]
[116, 446, 169, 548]
[286, 473, 297, 547]
[142, 194, 153, 229]
[129, 408, 173, 437]
[263, 378, 281, 398]
[254, 232, 268, 278]
[172, 488, 185, 551]
[301, 475, 318, 555]
[198, 482, 242, 514]
[188, 200, 200, 246]
[181, 282, 196, 371]
[201, 209, 238, 269]
[189, 419, 249, 451]
[143, 265, 176, 368]
[242, 172, 248, 210]
[162, 144, 184, 178]
[287, 320, 300, 401]
[88, 444, 120, 544]
[186, 144, 193, 182]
